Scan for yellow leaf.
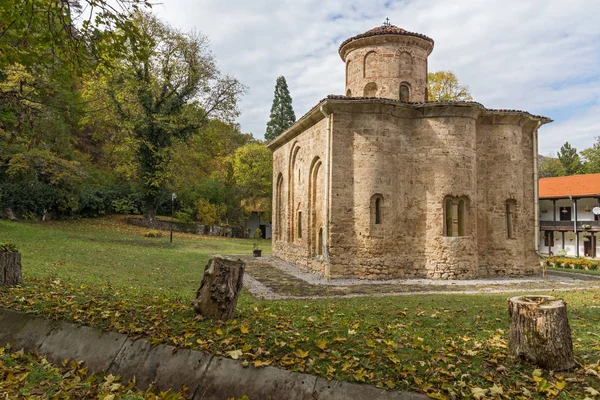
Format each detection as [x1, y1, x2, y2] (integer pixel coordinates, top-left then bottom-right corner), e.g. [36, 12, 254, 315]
[471, 387, 488, 399]
[240, 325, 249, 334]
[490, 384, 503, 396]
[216, 328, 223, 335]
[532, 368, 543, 377]
[295, 349, 309, 358]
[103, 395, 115, 400]
[315, 339, 327, 351]
[227, 349, 243, 360]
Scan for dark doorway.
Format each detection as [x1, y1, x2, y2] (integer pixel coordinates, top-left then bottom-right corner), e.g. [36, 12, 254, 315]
[584, 235, 596, 258]
[259, 224, 267, 239]
[559, 206, 572, 221]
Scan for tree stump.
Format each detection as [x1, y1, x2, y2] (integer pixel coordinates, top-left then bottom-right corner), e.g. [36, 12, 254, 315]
[508, 295, 575, 370]
[191, 256, 245, 321]
[0, 252, 22, 286]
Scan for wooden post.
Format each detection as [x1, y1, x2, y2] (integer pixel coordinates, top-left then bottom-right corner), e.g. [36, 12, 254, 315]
[508, 295, 575, 371]
[0, 252, 22, 286]
[191, 256, 245, 321]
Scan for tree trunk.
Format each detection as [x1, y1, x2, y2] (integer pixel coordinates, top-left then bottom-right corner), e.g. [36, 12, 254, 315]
[1, 252, 22, 286]
[508, 295, 575, 371]
[192, 256, 245, 321]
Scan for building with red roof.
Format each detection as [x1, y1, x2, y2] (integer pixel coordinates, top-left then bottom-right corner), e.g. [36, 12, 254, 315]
[539, 174, 600, 257]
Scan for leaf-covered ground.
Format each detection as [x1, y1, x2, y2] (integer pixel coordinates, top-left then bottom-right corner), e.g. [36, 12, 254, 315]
[0, 346, 187, 399]
[1, 218, 599, 399]
[1, 278, 599, 399]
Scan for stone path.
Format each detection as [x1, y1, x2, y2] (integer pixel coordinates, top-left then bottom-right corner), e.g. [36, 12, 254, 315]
[235, 255, 600, 300]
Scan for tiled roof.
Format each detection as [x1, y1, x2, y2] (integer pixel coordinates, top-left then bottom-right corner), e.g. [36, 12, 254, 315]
[539, 174, 600, 199]
[338, 25, 434, 53]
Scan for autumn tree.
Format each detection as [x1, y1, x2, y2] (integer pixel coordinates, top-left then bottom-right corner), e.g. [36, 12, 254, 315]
[581, 137, 600, 174]
[105, 12, 245, 218]
[233, 143, 273, 216]
[265, 76, 296, 141]
[557, 142, 583, 176]
[427, 71, 473, 102]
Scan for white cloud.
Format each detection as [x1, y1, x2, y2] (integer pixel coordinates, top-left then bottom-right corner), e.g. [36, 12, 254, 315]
[153, 0, 600, 153]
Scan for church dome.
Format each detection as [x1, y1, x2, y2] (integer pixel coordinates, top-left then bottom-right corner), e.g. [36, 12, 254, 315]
[338, 24, 434, 58]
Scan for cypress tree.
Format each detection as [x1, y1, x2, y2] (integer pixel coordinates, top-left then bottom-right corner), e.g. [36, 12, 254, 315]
[265, 76, 296, 141]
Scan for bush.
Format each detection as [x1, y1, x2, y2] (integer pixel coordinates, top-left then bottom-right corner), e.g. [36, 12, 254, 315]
[144, 230, 162, 238]
[0, 242, 18, 252]
[0, 182, 57, 219]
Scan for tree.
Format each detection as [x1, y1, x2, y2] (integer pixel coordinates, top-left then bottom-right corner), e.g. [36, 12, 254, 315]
[557, 142, 583, 176]
[538, 155, 566, 178]
[427, 71, 473, 102]
[581, 137, 600, 174]
[233, 143, 273, 202]
[106, 12, 245, 218]
[265, 76, 296, 141]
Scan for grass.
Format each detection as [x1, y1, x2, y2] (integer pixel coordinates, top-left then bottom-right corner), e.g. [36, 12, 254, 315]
[548, 266, 600, 276]
[0, 216, 271, 297]
[1, 217, 599, 399]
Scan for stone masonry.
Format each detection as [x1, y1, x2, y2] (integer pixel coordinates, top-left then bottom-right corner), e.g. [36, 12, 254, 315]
[267, 25, 551, 280]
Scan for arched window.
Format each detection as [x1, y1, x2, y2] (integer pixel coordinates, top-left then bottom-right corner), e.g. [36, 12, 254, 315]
[275, 174, 284, 241]
[288, 144, 301, 242]
[364, 51, 377, 78]
[400, 83, 410, 102]
[317, 227, 323, 256]
[346, 89, 352, 97]
[370, 194, 384, 227]
[398, 51, 412, 75]
[364, 82, 377, 97]
[297, 209, 302, 239]
[444, 196, 469, 237]
[346, 61, 351, 85]
[506, 199, 517, 239]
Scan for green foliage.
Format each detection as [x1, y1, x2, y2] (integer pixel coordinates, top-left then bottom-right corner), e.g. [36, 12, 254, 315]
[195, 198, 225, 225]
[265, 76, 296, 141]
[538, 155, 566, 178]
[233, 143, 273, 212]
[103, 12, 245, 218]
[252, 228, 263, 250]
[144, 230, 163, 238]
[557, 142, 583, 175]
[427, 71, 473, 102]
[111, 197, 140, 216]
[581, 137, 600, 174]
[0, 242, 18, 252]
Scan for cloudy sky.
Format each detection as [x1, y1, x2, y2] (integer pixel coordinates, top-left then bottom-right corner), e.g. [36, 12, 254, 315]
[153, 0, 600, 155]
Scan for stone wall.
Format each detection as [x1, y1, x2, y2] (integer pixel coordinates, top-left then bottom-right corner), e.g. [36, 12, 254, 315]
[126, 217, 234, 237]
[342, 36, 430, 102]
[270, 100, 544, 280]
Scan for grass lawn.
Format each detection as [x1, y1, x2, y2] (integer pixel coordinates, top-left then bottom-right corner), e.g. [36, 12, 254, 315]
[0, 216, 270, 297]
[1, 217, 599, 399]
[548, 267, 600, 276]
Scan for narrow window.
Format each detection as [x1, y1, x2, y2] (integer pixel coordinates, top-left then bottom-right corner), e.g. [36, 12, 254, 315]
[375, 198, 382, 224]
[297, 211, 302, 239]
[370, 194, 384, 228]
[506, 200, 517, 239]
[346, 89, 352, 97]
[317, 227, 323, 256]
[458, 199, 466, 236]
[445, 198, 454, 236]
[399, 84, 410, 102]
[544, 231, 554, 247]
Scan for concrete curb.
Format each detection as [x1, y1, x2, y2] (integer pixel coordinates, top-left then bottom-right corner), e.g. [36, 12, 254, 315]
[0, 309, 427, 400]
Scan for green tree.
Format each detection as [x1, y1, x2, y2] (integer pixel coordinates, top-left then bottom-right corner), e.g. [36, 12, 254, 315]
[427, 71, 473, 102]
[265, 76, 296, 141]
[106, 12, 245, 218]
[538, 155, 566, 178]
[557, 142, 583, 175]
[581, 137, 600, 174]
[233, 143, 273, 206]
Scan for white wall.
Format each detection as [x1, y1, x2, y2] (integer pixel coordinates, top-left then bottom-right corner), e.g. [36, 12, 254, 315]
[539, 197, 599, 222]
[539, 231, 599, 257]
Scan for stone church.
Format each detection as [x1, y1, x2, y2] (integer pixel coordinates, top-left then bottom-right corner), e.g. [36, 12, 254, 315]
[267, 24, 551, 280]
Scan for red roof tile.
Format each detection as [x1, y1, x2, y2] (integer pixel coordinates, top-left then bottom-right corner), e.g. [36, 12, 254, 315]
[539, 173, 600, 199]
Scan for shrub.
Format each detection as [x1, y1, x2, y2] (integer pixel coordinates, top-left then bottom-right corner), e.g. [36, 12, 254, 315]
[556, 249, 567, 257]
[0, 242, 18, 252]
[144, 230, 162, 238]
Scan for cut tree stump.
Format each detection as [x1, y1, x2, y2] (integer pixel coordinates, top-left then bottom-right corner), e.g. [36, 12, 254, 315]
[191, 256, 245, 321]
[508, 295, 575, 371]
[0, 252, 22, 286]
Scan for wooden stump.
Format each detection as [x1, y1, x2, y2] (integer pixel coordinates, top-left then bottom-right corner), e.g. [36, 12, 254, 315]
[508, 295, 575, 370]
[191, 256, 245, 321]
[0, 252, 22, 286]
